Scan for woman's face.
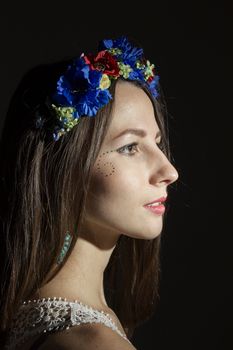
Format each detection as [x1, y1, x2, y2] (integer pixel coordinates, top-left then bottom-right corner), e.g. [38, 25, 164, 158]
[82, 81, 179, 241]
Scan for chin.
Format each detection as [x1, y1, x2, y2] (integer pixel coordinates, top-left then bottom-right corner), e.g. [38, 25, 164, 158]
[124, 226, 163, 240]
[138, 231, 162, 240]
[119, 214, 164, 239]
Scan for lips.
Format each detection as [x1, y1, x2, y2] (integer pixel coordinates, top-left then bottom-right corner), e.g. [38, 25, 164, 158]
[143, 196, 167, 215]
[144, 196, 167, 206]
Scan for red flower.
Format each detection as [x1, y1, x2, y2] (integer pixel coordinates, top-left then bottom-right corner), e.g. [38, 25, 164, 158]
[147, 73, 155, 83]
[84, 50, 120, 77]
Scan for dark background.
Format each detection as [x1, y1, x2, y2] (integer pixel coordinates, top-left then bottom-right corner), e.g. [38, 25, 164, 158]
[1, 1, 232, 349]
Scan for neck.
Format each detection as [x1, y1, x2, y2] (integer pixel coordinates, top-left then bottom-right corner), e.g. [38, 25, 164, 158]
[36, 226, 120, 310]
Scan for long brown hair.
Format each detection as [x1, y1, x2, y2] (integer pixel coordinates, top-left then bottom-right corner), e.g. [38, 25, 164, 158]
[0, 58, 171, 344]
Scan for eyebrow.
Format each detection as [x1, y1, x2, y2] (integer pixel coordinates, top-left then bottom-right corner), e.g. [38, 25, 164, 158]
[113, 128, 161, 140]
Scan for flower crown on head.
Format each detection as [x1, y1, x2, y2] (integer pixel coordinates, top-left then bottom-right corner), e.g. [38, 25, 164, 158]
[47, 36, 160, 141]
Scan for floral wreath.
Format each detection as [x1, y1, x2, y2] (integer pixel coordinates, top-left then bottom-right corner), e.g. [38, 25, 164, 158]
[43, 36, 160, 141]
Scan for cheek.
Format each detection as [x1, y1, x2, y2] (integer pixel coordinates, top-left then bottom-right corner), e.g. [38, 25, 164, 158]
[84, 152, 148, 232]
[96, 158, 115, 177]
[89, 151, 116, 197]
[90, 151, 141, 200]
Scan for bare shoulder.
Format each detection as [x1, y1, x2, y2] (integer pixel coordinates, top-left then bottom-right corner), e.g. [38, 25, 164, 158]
[37, 323, 136, 350]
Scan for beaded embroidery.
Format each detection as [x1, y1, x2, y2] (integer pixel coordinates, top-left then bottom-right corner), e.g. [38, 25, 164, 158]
[4, 297, 131, 349]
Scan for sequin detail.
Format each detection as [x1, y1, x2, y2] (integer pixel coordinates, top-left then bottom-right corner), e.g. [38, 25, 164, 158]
[4, 297, 131, 349]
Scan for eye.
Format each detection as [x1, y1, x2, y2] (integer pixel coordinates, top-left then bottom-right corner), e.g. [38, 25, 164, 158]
[117, 142, 138, 156]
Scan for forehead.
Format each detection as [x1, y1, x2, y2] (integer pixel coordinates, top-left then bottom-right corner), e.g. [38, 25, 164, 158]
[106, 81, 159, 139]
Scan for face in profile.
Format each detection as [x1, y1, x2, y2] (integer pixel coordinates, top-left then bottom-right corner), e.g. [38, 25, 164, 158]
[80, 81, 179, 242]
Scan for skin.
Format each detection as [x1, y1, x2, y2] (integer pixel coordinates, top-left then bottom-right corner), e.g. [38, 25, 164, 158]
[37, 80, 178, 336]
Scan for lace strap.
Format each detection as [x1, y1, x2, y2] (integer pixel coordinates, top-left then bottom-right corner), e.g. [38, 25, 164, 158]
[70, 301, 128, 340]
[4, 297, 131, 349]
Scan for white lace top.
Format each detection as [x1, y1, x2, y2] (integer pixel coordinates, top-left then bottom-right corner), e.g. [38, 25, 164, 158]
[4, 297, 132, 349]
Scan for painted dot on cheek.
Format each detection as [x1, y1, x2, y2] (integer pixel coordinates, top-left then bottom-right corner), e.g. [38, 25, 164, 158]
[96, 151, 116, 177]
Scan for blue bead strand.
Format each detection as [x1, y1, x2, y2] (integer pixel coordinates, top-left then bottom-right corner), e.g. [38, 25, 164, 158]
[57, 231, 73, 265]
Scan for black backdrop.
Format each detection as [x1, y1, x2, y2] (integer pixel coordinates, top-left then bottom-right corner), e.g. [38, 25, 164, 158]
[0, 2, 232, 349]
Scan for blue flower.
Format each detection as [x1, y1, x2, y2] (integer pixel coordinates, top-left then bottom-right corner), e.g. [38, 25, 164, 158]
[114, 37, 143, 65]
[52, 57, 110, 117]
[52, 58, 91, 110]
[148, 75, 160, 98]
[98, 39, 114, 51]
[128, 68, 145, 81]
[99, 36, 143, 67]
[76, 87, 112, 117]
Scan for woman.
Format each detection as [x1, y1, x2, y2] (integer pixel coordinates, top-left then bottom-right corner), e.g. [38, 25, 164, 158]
[0, 36, 178, 349]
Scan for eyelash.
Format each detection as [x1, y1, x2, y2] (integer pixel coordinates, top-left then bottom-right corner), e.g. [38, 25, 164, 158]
[117, 141, 165, 156]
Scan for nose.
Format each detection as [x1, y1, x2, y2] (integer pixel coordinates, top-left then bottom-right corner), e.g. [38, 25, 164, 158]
[149, 154, 179, 187]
